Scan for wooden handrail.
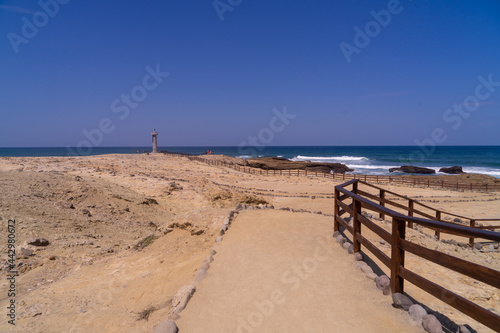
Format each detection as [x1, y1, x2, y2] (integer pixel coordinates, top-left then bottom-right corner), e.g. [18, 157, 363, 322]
[336, 183, 500, 242]
[334, 179, 500, 331]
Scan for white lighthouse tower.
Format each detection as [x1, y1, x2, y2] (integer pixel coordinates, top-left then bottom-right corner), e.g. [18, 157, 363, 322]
[151, 129, 158, 153]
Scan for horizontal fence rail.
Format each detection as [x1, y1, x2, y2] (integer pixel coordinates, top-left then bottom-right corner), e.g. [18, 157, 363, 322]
[162, 153, 500, 192]
[334, 179, 500, 331]
[352, 181, 500, 245]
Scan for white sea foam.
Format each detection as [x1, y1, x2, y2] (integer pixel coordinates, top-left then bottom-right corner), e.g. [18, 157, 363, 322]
[235, 154, 265, 159]
[292, 155, 369, 162]
[346, 164, 399, 170]
[349, 165, 500, 178]
[463, 167, 500, 177]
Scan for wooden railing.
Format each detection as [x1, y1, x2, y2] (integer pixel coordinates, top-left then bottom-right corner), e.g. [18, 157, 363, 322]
[165, 153, 500, 192]
[334, 179, 500, 331]
[351, 181, 500, 246]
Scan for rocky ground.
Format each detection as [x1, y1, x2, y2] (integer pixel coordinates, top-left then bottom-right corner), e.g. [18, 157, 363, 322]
[0, 154, 498, 332]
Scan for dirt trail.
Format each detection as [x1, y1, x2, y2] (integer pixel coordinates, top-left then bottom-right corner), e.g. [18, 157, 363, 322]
[177, 210, 422, 333]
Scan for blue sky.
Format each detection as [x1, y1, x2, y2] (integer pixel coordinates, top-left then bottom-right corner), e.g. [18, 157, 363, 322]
[0, 0, 499, 148]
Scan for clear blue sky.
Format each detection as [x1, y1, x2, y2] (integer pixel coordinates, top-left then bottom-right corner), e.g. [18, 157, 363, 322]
[1, 0, 499, 147]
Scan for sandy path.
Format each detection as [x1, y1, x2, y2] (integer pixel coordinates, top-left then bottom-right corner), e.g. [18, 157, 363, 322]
[177, 210, 422, 333]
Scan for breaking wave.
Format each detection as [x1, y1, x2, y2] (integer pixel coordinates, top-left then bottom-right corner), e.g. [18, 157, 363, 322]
[292, 155, 369, 162]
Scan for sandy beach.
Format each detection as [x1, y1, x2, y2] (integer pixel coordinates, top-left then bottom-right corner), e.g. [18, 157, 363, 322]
[0, 154, 498, 332]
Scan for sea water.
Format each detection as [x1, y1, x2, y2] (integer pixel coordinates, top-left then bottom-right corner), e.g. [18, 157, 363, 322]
[1, 146, 499, 178]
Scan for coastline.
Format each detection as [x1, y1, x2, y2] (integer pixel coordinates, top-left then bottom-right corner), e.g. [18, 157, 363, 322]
[1, 145, 500, 179]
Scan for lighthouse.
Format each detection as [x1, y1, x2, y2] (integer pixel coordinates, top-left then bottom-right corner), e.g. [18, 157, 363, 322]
[151, 129, 158, 153]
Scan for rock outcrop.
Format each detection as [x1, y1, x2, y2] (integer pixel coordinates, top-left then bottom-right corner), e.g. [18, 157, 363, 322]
[439, 166, 465, 174]
[244, 157, 353, 174]
[26, 238, 50, 246]
[389, 165, 436, 174]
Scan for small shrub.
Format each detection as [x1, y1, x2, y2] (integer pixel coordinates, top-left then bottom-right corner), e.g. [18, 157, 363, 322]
[134, 235, 157, 251]
[137, 306, 156, 321]
[241, 196, 268, 205]
[139, 198, 158, 205]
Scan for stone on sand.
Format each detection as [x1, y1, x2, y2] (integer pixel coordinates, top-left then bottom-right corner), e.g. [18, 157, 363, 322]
[172, 285, 196, 314]
[392, 293, 413, 311]
[360, 265, 373, 274]
[422, 314, 443, 333]
[154, 320, 178, 333]
[456, 325, 471, 333]
[20, 247, 34, 257]
[26, 238, 50, 246]
[204, 255, 214, 264]
[353, 252, 363, 261]
[408, 304, 427, 324]
[375, 275, 390, 290]
[195, 268, 208, 282]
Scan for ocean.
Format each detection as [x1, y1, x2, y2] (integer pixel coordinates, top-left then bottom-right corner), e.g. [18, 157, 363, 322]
[1, 146, 499, 178]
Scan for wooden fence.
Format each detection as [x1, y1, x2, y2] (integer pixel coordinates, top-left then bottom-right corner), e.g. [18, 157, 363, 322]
[334, 179, 500, 331]
[350, 180, 500, 246]
[166, 153, 500, 192]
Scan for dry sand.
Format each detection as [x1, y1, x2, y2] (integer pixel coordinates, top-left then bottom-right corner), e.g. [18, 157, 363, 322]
[0, 154, 498, 332]
[177, 210, 422, 332]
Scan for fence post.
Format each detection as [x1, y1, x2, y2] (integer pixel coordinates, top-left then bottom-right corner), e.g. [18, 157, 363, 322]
[352, 198, 362, 253]
[379, 189, 385, 220]
[408, 199, 414, 228]
[352, 180, 358, 194]
[334, 189, 340, 232]
[469, 219, 475, 247]
[435, 211, 441, 240]
[391, 217, 406, 294]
